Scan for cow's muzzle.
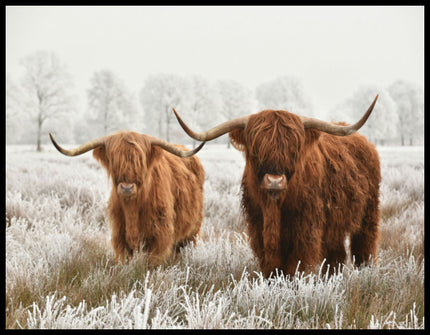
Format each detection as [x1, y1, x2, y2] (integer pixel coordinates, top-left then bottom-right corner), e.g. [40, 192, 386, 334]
[118, 182, 137, 197]
[261, 174, 287, 192]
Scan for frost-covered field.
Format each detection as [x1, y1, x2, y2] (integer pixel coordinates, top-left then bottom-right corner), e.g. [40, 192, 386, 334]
[5, 143, 424, 329]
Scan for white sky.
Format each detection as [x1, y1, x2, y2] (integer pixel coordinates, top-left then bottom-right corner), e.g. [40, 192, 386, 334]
[6, 6, 424, 114]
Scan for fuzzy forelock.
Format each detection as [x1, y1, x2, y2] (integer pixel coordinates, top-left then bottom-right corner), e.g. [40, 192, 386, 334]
[105, 132, 151, 184]
[245, 110, 305, 175]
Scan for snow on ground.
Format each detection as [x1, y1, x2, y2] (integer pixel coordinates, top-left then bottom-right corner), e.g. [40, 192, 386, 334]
[5, 143, 424, 329]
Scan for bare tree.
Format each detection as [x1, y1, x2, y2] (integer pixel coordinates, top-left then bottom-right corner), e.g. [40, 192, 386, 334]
[331, 86, 398, 145]
[19, 51, 75, 151]
[184, 75, 223, 147]
[255, 75, 313, 116]
[6, 74, 25, 143]
[87, 69, 138, 137]
[217, 79, 256, 147]
[388, 80, 424, 146]
[140, 73, 190, 142]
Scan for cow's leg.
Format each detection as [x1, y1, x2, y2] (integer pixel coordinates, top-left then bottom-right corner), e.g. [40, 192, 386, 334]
[145, 212, 175, 266]
[174, 202, 203, 253]
[248, 223, 266, 274]
[350, 230, 379, 266]
[241, 186, 267, 276]
[148, 237, 174, 266]
[282, 239, 323, 278]
[111, 230, 132, 263]
[175, 226, 200, 252]
[108, 198, 132, 262]
[350, 200, 380, 267]
[244, 206, 265, 273]
[322, 241, 347, 275]
[175, 233, 197, 253]
[261, 203, 283, 278]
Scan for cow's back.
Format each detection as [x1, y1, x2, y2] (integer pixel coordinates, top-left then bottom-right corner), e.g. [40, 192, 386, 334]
[162, 145, 205, 244]
[316, 132, 381, 234]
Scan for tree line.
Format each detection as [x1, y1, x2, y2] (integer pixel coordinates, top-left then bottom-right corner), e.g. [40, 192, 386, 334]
[6, 51, 424, 150]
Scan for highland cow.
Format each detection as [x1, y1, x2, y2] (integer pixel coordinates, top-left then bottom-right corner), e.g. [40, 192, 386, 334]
[50, 131, 205, 265]
[173, 95, 380, 277]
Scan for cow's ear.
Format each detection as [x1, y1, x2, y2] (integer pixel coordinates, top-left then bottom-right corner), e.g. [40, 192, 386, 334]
[93, 146, 108, 169]
[304, 128, 321, 147]
[149, 145, 163, 164]
[229, 129, 246, 151]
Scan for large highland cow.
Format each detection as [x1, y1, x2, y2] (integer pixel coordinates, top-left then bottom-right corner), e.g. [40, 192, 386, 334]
[50, 131, 205, 265]
[173, 95, 380, 277]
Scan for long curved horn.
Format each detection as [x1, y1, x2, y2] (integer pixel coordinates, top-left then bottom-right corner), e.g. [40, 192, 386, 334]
[49, 133, 107, 156]
[173, 108, 249, 141]
[148, 136, 205, 157]
[299, 94, 378, 136]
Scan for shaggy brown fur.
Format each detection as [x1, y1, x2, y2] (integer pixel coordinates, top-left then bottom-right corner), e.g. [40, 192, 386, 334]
[229, 110, 380, 278]
[92, 131, 204, 265]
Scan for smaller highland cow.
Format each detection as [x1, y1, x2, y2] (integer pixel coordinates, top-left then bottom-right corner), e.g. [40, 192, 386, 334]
[50, 131, 205, 265]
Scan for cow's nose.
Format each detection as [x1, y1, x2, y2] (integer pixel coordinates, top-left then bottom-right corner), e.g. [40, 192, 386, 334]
[261, 174, 287, 190]
[119, 183, 135, 194]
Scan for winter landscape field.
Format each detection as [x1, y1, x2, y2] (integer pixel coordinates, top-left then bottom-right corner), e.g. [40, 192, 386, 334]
[5, 143, 424, 329]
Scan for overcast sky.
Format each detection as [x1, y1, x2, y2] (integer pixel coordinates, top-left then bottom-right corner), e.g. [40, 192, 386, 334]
[6, 6, 424, 114]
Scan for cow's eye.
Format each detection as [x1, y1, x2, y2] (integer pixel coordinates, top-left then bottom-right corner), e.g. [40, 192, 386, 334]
[256, 166, 266, 182]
